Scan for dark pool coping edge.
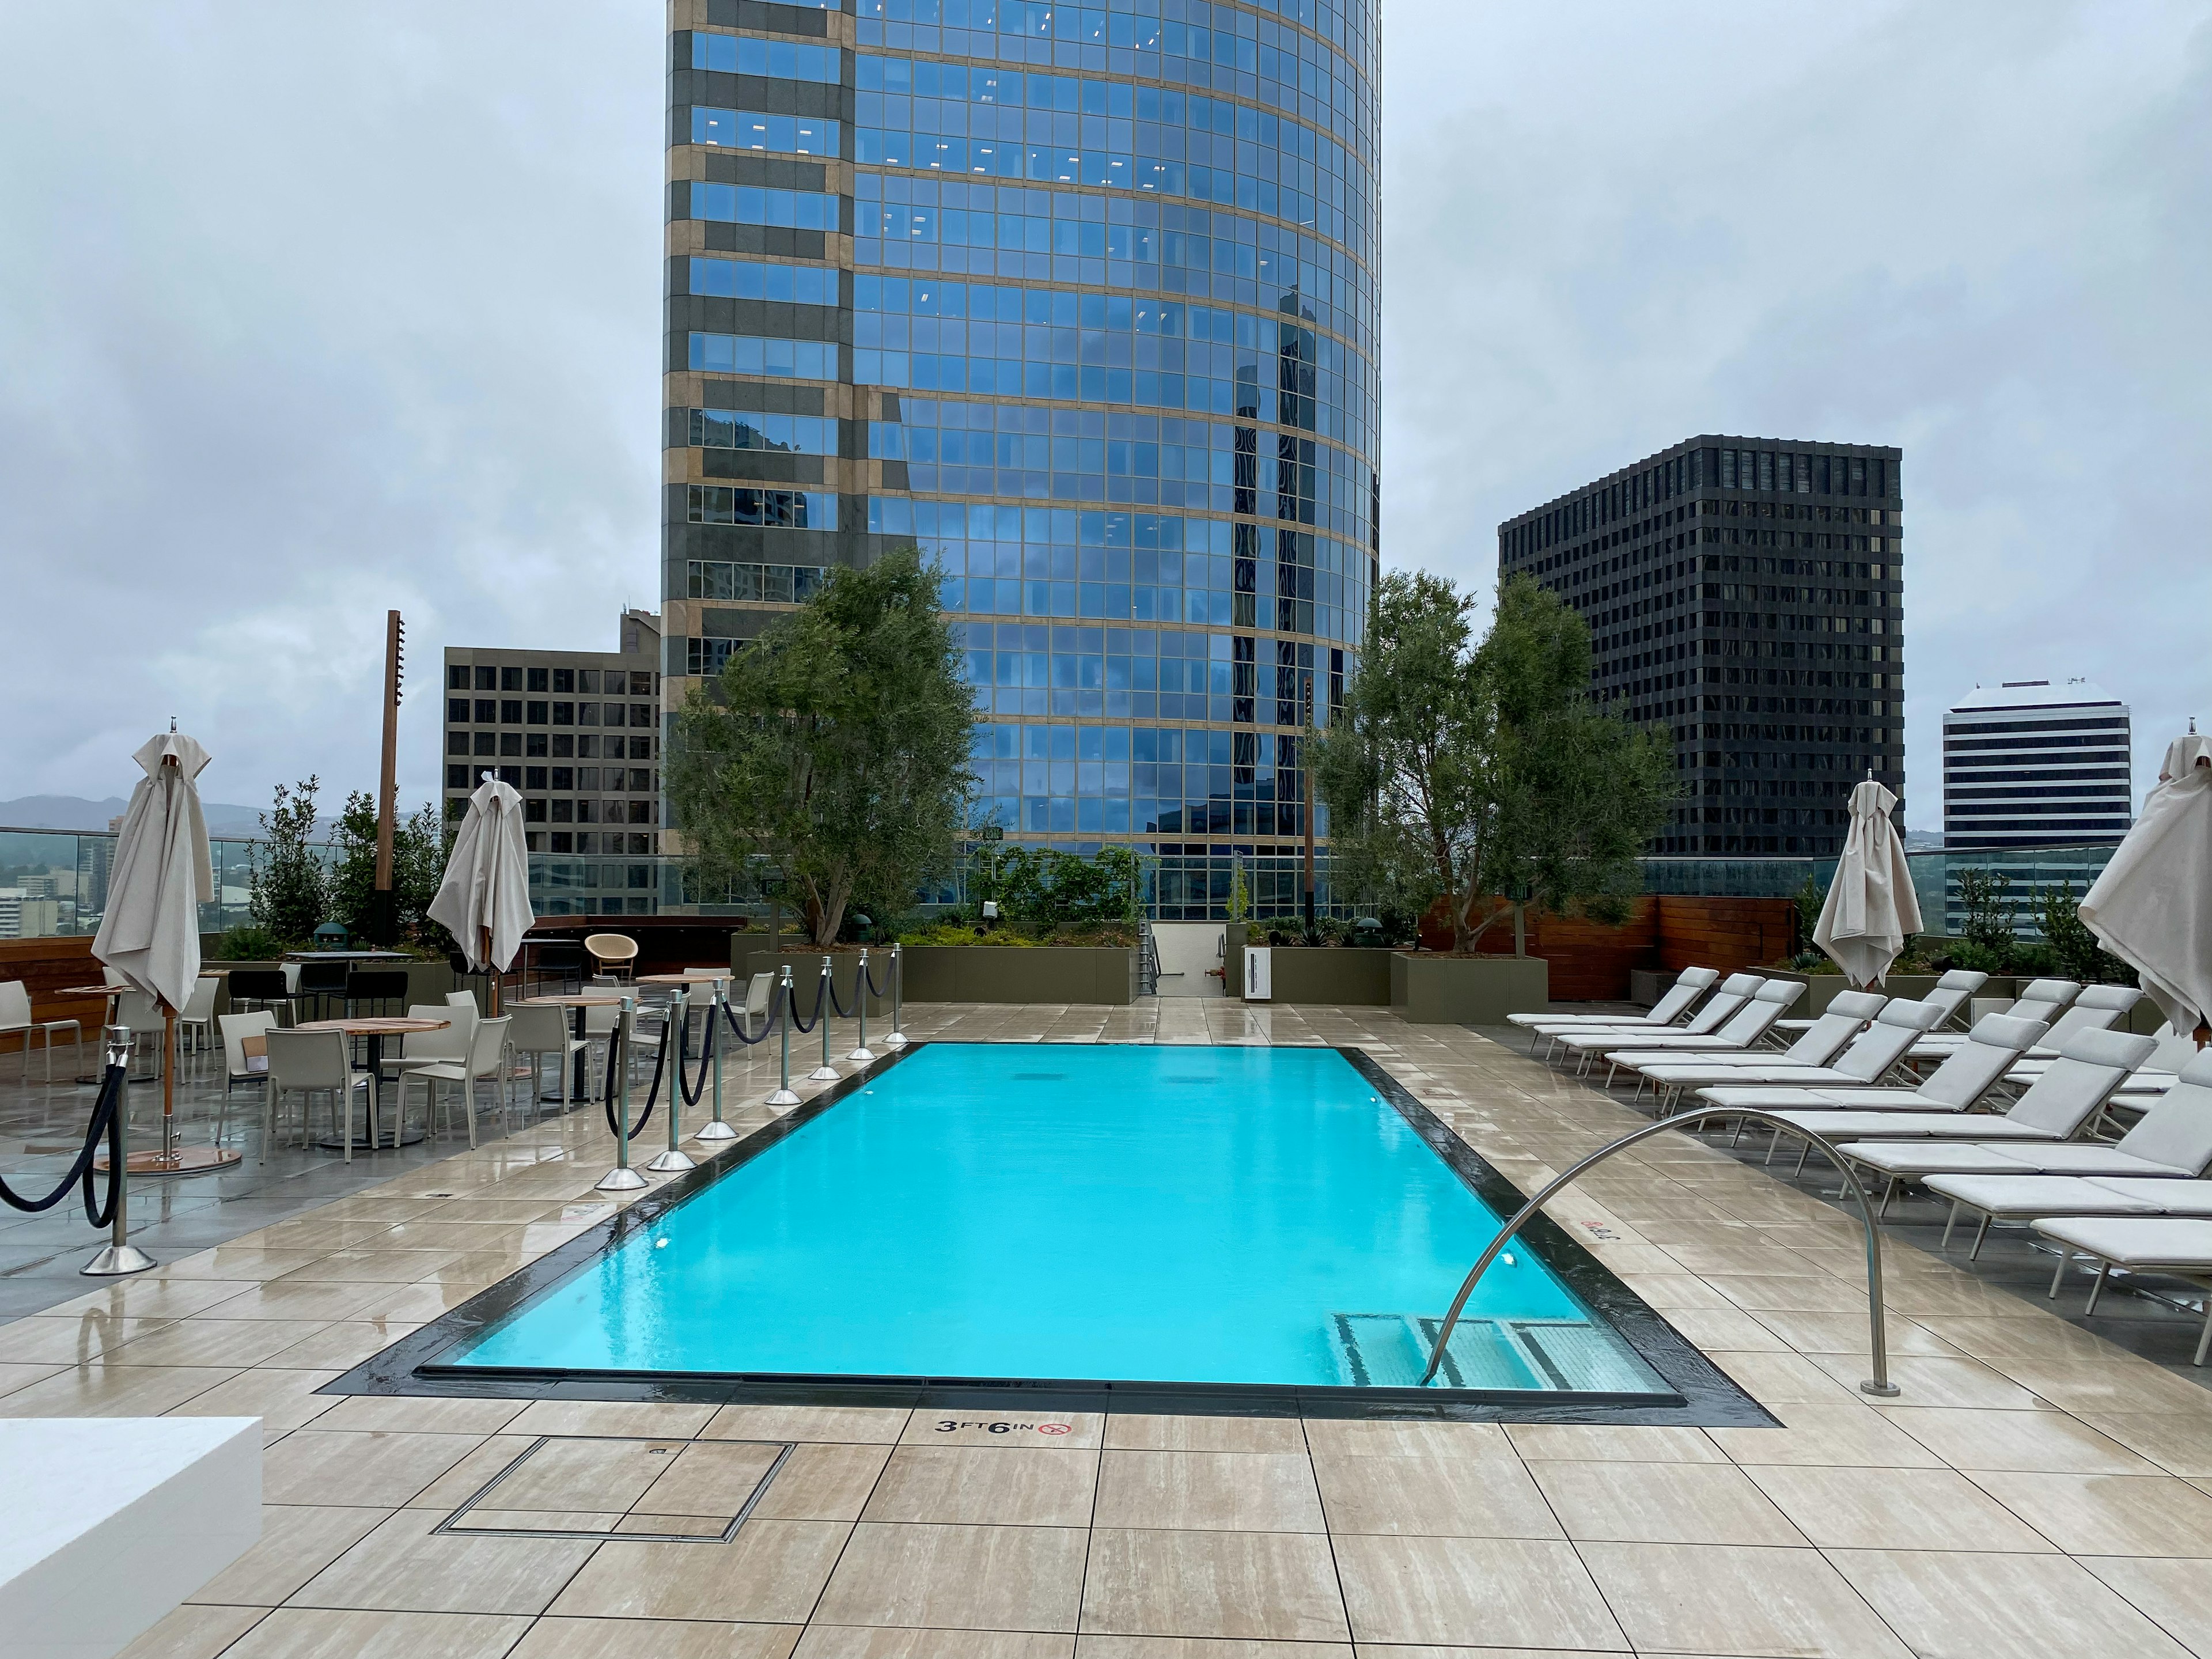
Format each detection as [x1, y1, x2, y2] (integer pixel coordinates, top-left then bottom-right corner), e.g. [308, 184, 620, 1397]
[322, 1040, 1776, 1427]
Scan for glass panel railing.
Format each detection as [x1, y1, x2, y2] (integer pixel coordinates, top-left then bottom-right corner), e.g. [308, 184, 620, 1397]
[0, 824, 2130, 938]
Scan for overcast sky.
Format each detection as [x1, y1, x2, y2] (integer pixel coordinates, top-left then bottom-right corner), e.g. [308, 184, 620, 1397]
[2, 1, 2205, 829]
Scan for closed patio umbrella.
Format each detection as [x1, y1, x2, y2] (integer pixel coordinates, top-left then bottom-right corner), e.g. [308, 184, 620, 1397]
[428, 775, 535, 1012]
[2081, 732, 2212, 1041]
[1814, 778, 1923, 988]
[92, 725, 239, 1171]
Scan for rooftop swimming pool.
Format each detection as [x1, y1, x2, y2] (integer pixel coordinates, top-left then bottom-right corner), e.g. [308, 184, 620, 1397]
[347, 1043, 1759, 1420]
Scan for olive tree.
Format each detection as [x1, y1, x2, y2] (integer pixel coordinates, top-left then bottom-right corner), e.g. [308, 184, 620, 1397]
[1314, 570, 1677, 954]
[667, 547, 975, 946]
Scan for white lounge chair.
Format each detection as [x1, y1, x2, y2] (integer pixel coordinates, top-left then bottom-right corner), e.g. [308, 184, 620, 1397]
[1826, 1029, 2162, 1207]
[1906, 978, 2081, 1062]
[1614, 990, 1889, 1109]
[1510, 966, 1719, 1033]
[1687, 999, 1950, 1108]
[1921, 1051, 2212, 1253]
[1538, 974, 1767, 1070]
[2005, 1027, 2195, 1099]
[2030, 1214, 2212, 1363]
[1564, 980, 1803, 1078]
[1582, 980, 1807, 1086]
[1524, 971, 1759, 1061]
[1770, 968, 1986, 1041]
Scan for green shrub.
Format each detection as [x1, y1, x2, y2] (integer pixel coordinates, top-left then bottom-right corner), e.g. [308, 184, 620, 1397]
[214, 925, 281, 961]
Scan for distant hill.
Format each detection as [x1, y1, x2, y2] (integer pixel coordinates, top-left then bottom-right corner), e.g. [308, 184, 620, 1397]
[0, 794, 323, 839]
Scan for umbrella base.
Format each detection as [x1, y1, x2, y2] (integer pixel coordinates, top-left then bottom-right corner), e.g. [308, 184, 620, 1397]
[96, 1146, 243, 1177]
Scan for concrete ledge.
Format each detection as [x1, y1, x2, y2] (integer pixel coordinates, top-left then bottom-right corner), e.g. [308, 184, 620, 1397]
[898, 945, 1137, 1006]
[0, 1416, 260, 1659]
[1389, 953, 1551, 1024]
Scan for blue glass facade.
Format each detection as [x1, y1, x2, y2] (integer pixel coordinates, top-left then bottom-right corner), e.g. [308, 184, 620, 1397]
[662, 0, 1380, 916]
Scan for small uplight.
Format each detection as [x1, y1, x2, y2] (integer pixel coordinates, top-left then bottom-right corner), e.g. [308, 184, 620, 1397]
[654, 1238, 669, 1249]
[1501, 1252, 1517, 1267]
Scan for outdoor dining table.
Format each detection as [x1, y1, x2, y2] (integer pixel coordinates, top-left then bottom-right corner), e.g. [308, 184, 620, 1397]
[291, 1015, 448, 1150]
[518, 994, 627, 1103]
[52, 983, 213, 1084]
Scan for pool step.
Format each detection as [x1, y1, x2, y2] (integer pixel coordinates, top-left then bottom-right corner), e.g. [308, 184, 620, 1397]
[1330, 1312, 1660, 1392]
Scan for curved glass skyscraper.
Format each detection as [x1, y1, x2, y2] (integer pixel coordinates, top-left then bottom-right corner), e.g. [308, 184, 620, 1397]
[662, 0, 1380, 919]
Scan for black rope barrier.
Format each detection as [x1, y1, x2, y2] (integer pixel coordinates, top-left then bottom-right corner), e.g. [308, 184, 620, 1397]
[717, 994, 779, 1047]
[825, 968, 855, 1021]
[788, 976, 826, 1035]
[676, 1005, 717, 1107]
[861, 954, 890, 999]
[0, 1060, 126, 1229]
[600, 1014, 663, 1142]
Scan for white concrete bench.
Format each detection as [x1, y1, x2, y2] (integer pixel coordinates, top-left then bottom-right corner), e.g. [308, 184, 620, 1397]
[0, 1417, 260, 1659]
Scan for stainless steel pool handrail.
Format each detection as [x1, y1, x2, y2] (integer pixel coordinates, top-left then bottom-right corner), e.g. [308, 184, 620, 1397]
[1420, 1107, 1900, 1398]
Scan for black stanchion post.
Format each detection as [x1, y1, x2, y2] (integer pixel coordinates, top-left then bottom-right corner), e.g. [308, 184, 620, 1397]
[884, 941, 907, 1048]
[83, 1027, 156, 1277]
[698, 979, 734, 1142]
[809, 955, 839, 1081]
[597, 996, 646, 1192]
[648, 990, 696, 1173]
[848, 948, 876, 1063]
[767, 967, 800, 1107]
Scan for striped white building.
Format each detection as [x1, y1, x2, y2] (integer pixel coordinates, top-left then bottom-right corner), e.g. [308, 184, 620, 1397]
[1942, 680, 2132, 850]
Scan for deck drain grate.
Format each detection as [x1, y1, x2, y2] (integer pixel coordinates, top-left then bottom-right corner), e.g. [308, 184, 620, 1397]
[433, 1434, 793, 1543]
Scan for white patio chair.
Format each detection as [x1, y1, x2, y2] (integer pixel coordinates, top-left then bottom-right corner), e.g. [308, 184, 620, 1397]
[0, 980, 82, 1082]
[262, 1028, 372, 1164]
[396, 1016, 513, 1149]
[175, 976, 219, 1060]
[509, 1002, 586, 1109]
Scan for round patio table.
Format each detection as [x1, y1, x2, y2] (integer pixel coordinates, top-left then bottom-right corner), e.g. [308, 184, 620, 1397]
[518, 994, 626, 1103]
[293, 1016, 448, 1150]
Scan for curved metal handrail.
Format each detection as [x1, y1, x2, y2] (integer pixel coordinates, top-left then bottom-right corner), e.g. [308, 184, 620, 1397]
[1421, 1105, 1900, 1397]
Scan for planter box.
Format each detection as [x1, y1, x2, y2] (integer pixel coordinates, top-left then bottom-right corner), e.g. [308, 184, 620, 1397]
[898, 945, 1137, 1006]
[1389, 953, 1550, 1025]
[1242, 946, 1394, 1005]
[1627, 968, 1677, 1008]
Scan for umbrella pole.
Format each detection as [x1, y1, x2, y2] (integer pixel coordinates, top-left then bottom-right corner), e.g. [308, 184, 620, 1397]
[162, 1006, 176, 1164]
[484, 926, 499, 1015]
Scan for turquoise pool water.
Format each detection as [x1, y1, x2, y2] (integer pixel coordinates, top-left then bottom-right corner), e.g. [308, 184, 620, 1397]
[448, 1044, 1665, 1392]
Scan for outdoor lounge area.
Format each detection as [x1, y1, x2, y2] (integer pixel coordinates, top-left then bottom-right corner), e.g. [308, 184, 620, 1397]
[9, 991, 2212, 1659]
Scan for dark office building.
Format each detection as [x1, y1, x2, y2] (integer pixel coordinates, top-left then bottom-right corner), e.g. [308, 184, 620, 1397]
[657, 0, 1381, 917]
[1498, 437, 1904, 857]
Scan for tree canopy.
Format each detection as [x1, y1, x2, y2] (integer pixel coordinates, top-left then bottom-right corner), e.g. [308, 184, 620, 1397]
[1313, 570, 1678, 954]
[666, 546, 975, 945]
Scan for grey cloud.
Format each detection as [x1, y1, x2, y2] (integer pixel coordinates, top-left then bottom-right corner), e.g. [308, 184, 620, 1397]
[1383, 0, 2212, 824]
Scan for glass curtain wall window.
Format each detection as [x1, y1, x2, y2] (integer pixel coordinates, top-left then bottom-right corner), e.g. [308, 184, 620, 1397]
[661, 0, 1381, 919]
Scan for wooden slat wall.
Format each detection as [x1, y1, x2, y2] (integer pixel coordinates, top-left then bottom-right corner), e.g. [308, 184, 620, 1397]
[1518, 900, 1661, 1002]
[0, 935, 103, 1055]
[1655, 897, 1798, 977]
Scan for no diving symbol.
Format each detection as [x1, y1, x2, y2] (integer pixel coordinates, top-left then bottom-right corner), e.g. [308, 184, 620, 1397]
[1035, 1422, 1073, 1436]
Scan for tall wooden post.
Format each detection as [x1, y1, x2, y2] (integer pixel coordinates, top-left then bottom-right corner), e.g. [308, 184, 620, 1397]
[372, 610, 403, 944]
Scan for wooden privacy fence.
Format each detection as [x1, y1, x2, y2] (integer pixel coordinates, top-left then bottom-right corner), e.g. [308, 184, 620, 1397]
[1416, 895, 1798, 1003]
